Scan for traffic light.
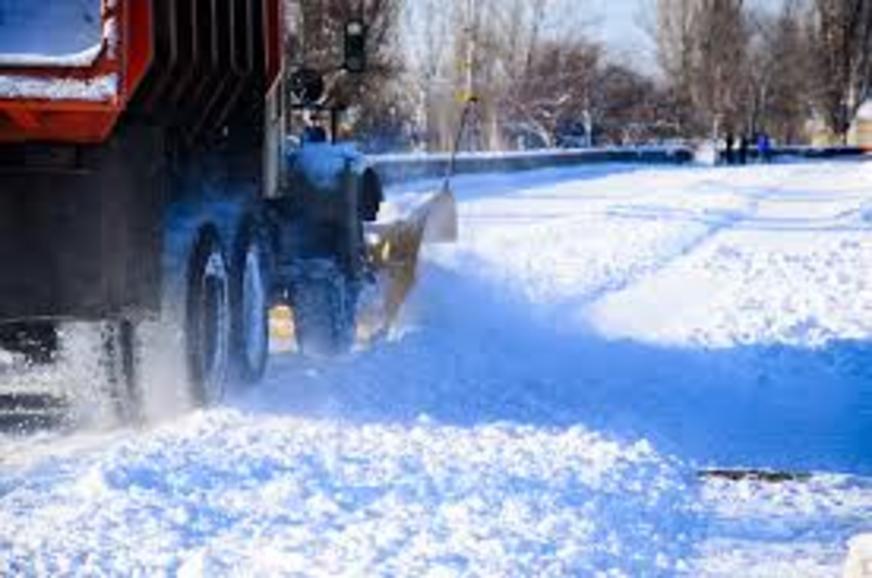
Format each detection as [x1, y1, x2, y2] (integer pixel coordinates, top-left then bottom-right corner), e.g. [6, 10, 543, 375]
[344, 19, 367, 74]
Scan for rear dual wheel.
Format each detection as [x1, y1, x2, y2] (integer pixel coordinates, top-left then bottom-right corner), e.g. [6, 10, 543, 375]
[186, 230, 232, 406]
[229, 224, 270, 385]
[186, 225, 271, 406]
[112, 225, 269, 422]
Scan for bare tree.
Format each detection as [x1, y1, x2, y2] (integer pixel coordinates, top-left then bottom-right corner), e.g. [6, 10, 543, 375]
[696, 0, 747, 136]
[592, 63, 674, 145]
[809, 0, 872, 142]
[744, 0, 812, 143]
[655, 0, 698, 133]
[502, 39, 601, 147]
[402, 0, 455, 150]
[455, 0, 602, 150]
[655, 0, 750, 139]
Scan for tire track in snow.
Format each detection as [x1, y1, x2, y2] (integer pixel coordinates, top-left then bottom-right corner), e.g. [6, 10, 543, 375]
[564, 189, 766, 313]
[437, 167, 783, 319]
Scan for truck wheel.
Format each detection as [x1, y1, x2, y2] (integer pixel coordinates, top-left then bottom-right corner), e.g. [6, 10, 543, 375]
[293, 260, 357, 358]
[102, 320, 139, 423]
[186, 230, 231, 405]
[230, 224, 270, 385]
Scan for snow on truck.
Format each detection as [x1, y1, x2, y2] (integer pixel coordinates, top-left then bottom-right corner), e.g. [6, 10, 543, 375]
[0, 1, 455, 423]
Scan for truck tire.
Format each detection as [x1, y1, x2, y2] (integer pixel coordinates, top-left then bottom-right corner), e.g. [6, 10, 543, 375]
[229, 222, 270, 385]
[186, 229, 231, 406]
[101, 320, 139, 423]
[128, 226, 233, 419]
[292, 260, 357, 358]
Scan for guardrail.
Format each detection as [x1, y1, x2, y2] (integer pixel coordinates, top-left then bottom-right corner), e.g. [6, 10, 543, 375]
[716, 145, 868, 164]
[371, 147, 694, 185]
[759, 145, 867, 159]
[369, 145, 868, 186]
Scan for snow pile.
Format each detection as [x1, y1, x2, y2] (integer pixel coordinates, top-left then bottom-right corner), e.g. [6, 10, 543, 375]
[373, 145, 688, 164]
[0, 349, 16, 369]
[0, 1, 103, 67]
[0, 1, 120, 102]
[0, 73, 117, 102]
[0, 414, 696, 576]
[694, 140, 719, 165]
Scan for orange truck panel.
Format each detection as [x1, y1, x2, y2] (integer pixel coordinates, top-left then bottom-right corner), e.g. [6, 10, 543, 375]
[0, 0, 282, 145]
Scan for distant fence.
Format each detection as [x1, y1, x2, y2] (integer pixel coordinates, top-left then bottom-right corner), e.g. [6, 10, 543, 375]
[370, 145, 868, 186]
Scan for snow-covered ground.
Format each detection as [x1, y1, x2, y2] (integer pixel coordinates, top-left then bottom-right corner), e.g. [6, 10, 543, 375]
[1, 161, 871, 576]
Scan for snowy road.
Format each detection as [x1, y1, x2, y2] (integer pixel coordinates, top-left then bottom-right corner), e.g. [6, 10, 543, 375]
[1, 161, 871, 576]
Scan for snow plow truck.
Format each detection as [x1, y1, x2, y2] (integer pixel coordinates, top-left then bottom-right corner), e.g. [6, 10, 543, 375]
[0, 0, 455, 424]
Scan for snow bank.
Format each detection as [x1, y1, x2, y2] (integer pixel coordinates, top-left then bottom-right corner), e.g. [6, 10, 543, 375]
[372, 147, 694, 186]
[373, 145, 690, 164]
[0, 414, 694, 576]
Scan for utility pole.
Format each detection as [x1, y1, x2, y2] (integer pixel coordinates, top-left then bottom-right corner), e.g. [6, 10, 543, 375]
[465, 0, 476, 102]
[462, 0, 481, 151]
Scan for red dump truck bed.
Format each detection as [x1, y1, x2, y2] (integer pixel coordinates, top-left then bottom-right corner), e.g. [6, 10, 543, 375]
[0, 0, 282, 144]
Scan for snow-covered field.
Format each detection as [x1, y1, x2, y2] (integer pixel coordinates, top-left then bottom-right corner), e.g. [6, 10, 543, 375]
[1, 161, 871, 576]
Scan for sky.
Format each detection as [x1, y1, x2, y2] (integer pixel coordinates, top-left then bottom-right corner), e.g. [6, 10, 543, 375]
[590, 0, 788, 74]
[401, 0, 661, 77]
[403, 0, 788, 79]
[590, 0, 658, 73]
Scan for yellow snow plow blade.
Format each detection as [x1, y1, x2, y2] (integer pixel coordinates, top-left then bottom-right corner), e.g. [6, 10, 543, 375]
[361, 183, 458, 336]
[269, 184, 458, 348]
